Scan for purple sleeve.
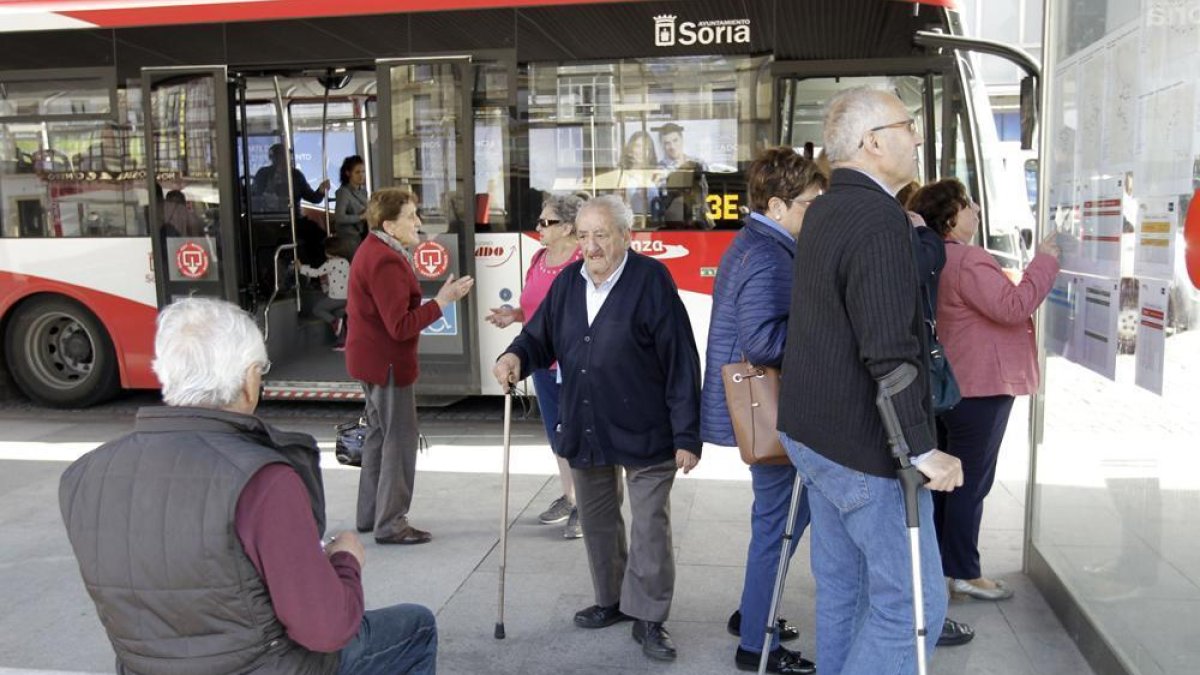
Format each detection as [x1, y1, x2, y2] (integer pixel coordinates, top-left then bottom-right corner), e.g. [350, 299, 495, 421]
[235, 464, 364, 653]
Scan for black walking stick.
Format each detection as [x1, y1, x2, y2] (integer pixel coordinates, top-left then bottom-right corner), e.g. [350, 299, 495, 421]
[758, 471, 807, 674]
[495, 388, 513, 639]
[875, 363, 928, 675]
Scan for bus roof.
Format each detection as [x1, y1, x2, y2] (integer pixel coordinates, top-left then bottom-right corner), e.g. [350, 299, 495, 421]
[0, 0, 957, 33]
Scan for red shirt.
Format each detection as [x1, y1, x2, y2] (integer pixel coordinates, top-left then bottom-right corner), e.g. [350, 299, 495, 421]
[345, 234, 443, 386]
[235, 464, 364, 653]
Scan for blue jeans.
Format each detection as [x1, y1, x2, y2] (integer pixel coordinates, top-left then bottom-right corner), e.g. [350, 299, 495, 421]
[337, 603, 437, 675]
[781, 433, 947, 675]
[739, 463, 809, 653]
[531, 369, 560, 452]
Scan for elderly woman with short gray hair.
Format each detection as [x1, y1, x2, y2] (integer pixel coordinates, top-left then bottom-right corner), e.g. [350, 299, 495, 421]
[487, 193, 585, 538]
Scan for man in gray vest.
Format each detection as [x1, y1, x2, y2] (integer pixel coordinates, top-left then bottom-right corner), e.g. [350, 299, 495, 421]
[60, 297, 437, 674]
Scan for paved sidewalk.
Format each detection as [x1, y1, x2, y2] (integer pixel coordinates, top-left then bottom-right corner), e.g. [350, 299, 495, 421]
[0, 402, 1093, 674]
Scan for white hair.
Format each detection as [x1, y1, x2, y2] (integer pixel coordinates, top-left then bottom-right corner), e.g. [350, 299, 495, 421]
[823, 86, 895, 163]
[577, 194, 633, 237]
[151, 297, 268, 408]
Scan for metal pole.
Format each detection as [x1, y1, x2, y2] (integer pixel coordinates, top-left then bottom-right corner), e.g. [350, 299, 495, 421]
[495, 390, 513, 639]
[758, 472, 805, 675]
[273, 76, 301, 312]
[321, 74, 332, 236]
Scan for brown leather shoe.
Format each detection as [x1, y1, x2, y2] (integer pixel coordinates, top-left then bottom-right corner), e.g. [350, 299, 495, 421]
[375, 526, 432, 545]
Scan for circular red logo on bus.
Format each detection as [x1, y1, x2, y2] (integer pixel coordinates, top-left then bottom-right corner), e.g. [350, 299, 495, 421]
[413, 241, 450, 279]
[175, 242, 210, 279]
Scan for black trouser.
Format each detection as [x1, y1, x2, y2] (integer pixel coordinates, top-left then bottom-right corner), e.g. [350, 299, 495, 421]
[933, 395, 1016, 580]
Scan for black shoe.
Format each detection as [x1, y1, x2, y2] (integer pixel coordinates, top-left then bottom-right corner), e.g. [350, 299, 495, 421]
[632, 620, 677, 661]
[374, 526, 432, 545]
[573, 604, 631, 628]
[727, 609, 800, 642]
[735, 646, 816, 674]
[938, 617, 975, 646]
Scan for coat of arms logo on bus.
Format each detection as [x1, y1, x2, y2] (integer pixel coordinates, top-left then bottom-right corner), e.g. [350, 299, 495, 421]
[174, 242, 210, 280]
[654, 15, 677, 46]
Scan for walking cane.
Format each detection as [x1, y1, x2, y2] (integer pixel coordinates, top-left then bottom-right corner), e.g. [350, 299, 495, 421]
[875, 363, 928, 675]
[495, 387, 513, 639]
[758, 471, 807, 675]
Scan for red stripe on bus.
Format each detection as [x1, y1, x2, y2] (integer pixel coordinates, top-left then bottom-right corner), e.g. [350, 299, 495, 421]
[58, 0, 650, 28]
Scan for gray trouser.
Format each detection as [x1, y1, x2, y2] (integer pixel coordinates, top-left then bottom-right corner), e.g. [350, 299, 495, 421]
[356, 374, 419, 537]
[572, 458, 678, 622]
[312, 296, 346, 324]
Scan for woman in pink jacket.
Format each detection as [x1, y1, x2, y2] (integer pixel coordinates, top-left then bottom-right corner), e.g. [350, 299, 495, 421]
[910, 179, 1059, 601]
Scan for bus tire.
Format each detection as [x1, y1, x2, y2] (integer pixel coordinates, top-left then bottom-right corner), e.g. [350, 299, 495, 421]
[3, 295, 120, 408]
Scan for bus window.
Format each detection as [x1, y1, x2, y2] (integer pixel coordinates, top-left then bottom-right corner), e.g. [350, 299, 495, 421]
[526, 55, 771, 231]
[1, 79, 145, 239]
[473, 63, 512, 232]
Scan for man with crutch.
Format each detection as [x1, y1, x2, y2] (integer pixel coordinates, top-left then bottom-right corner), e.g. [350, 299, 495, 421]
[774, 87, 964, 675]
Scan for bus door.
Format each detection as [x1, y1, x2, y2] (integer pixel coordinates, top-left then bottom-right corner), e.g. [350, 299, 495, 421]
[142, 67, 241, 308]
[376, 57, 480, 395]
[772, 57, 1020, 270]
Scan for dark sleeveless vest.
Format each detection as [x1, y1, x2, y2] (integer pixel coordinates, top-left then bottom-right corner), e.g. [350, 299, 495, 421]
[59, 407, 339, 675]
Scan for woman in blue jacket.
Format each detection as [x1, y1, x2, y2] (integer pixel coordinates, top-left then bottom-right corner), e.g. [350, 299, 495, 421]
[701, 147, 825, 674]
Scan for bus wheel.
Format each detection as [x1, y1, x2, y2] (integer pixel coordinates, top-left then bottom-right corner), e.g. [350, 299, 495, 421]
[4, 296, 120, 408]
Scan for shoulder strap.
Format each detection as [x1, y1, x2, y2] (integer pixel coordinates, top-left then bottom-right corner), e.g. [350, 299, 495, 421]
[908, 226, 940, 341]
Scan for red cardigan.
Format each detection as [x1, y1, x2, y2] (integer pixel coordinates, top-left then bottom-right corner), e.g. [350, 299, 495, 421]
[345, 234, 442, 387]
[936, 241, 1059, 398]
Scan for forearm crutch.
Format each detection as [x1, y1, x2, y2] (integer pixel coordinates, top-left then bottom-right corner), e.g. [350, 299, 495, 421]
[758, 470, 807, 675]
[875, 363, 928, 675]
[495, 389, 513, 639]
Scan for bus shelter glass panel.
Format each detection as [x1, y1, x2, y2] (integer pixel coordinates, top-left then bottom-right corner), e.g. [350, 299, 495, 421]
[1031, 1, 1200, 673]
[147, 73, 227, 298]
[527, 55, 772, 231]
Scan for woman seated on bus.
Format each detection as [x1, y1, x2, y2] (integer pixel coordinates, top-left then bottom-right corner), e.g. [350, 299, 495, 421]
[334, 155, 369, 246]
[908, 178, 1060, 602]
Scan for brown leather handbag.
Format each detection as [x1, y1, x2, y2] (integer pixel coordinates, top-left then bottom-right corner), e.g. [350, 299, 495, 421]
[720, 360, 789, 465]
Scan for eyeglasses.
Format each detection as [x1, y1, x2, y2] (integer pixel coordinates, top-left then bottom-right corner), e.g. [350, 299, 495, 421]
[859, 118, 917, 148]
[257, 360, 272, 376]
[536, 218, 563, 228]
[788, 192, 823, 208]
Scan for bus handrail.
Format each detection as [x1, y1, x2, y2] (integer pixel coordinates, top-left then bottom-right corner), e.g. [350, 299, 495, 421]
[913, 30, 1041, 80]
[263, 243, 298, 343]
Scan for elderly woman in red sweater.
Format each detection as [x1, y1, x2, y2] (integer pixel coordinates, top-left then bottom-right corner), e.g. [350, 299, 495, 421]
[909, 179, 1059, 600]
[346, 188, 474, 545]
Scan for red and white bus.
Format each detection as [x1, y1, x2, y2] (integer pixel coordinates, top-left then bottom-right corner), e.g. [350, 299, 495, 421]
[0, 0, 1034, 406]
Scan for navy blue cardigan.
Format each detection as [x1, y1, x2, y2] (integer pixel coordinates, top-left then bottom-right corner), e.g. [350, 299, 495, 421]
[701, 218, 795, 446]
[505, 251, 702, 469]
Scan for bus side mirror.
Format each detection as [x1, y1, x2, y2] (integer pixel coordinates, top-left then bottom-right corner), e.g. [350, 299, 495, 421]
[1019, 75, 1037, 151]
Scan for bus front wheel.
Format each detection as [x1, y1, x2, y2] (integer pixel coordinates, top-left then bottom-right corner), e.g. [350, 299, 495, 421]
[4, 296, 120, 408]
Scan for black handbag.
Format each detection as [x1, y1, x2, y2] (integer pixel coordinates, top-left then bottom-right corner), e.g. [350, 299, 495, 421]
[911, 227, 962, 416]
[334, 416, 367, 467]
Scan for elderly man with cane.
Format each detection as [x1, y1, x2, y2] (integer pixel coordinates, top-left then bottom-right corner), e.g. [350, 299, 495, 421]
[775, 86, 964, 675]
[493, 195, 702, 662]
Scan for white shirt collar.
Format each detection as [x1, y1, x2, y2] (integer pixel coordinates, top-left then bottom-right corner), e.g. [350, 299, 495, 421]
[579, 250, 630, 290]
[845, 167, 899, 197]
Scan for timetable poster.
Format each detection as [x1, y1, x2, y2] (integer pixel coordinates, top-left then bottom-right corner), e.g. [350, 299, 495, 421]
[1134, 280, 1168, 396]
[1134, 196, 1179, 281]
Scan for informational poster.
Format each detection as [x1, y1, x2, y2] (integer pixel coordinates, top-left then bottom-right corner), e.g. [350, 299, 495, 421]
[1075, 278, 1120, 381]
[1059, 178, 1122, 278]
[1104, 28, 1139, 171]
[1136, 80, 1195, 197]
[1134, 196, 1179, 280]
[1045, 274, 1076, 358]
[1134, 279, 1169, 395]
